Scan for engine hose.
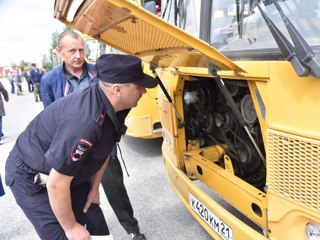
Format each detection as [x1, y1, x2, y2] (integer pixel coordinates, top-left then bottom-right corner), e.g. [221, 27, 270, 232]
[209, 66, 266, 163]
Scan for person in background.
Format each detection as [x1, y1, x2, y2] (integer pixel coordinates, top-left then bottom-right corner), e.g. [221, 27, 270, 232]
[30, 63, 41, 102]
[7, 70, 15, 94]
[14, 69, 23, 95]
[0, 174, 5, 197]
[41, 67, 48, 76]
[0, 78, 9, 144]
[38, 67, 45, 81]
[0, 77, 8, 195]
[0, 68, 6, 193]
[40, 30, 147, 240]
[5, 54, 158, 239]
[22, 67, 33, 92]
[40, 31, 97, 107]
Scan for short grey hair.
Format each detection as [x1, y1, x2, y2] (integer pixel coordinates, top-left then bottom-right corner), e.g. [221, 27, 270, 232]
[99, 81, 113, 88]
[57, 30, 84, 49]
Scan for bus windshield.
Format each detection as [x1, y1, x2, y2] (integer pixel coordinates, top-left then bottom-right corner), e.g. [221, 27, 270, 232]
[162, 0, 320, 60]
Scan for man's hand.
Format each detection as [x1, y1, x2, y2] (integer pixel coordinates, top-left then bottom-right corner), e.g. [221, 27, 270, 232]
[83, 156, 110, 213]
[47, 169, 83, 237]
[83, 187, 100, 213]
[65, 222, 92, 240]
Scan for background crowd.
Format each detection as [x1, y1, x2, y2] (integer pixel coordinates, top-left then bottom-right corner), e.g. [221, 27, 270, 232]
[0, 64, 46, 203]
[5, 64, 46, 100]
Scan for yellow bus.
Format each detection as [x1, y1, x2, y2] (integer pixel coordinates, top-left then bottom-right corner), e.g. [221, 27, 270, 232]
[79, 32, 162, 139]
[54, 0, 320, 239]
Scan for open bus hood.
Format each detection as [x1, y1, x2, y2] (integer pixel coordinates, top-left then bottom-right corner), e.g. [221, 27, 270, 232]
[54, 0, 245, 73]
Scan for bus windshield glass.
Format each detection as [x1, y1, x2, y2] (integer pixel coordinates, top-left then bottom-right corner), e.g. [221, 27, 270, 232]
[210, 0, 320, 59]
[162, 0, 320, 60]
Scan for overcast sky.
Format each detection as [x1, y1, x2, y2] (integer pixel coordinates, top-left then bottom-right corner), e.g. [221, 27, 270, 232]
[0, 0, 65, 67]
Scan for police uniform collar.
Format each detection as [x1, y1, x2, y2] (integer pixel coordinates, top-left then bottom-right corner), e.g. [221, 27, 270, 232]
[97, 84, 120, 130]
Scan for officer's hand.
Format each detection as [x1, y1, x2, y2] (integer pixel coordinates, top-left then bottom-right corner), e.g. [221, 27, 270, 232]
[65, 222, 91, 240]
[83, 187, 100, 213]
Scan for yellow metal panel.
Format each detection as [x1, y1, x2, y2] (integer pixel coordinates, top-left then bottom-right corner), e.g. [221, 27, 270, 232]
[125, 115, 152, 135]
[219, 61, 270, 81]
[54, 0, 244, 72]
[125, 114, 160, 138]
[267, 62, 320, 139]
[158, 95, 173, 139]
[163, 144, 268, 240]
[184, 147, 268, 228]
[268, 192, 320, 240]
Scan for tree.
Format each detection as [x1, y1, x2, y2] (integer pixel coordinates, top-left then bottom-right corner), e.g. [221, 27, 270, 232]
[42, 54, 52, 70]
[19, 60, 30, 71]
[49, 26, 74, 68]
[48, 31, 59, 69]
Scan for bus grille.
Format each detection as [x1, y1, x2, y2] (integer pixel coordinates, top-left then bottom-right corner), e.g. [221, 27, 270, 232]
[158, 95, 173, 135]
[267, 129, 320, 212]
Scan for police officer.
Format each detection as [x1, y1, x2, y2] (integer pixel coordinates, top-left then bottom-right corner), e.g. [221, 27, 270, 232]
[41, 30, 147, 239]
[5, 54, 158, 240]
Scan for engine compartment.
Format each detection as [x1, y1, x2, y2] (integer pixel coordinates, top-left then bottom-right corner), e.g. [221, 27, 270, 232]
[183, 78, 266, 190]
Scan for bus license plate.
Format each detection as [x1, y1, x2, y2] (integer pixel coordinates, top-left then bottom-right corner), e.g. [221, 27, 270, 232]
[190, 193, 233, 240]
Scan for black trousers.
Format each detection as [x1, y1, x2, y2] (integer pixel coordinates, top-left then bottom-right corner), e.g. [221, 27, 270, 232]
[5, 152, 109, 239]
[27, 80, 33, 92]
[101, 156, 139, 234]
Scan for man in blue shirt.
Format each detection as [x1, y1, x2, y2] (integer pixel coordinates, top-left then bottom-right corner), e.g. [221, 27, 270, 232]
[40, 31, 98, 107]
[5, 54, 158, 240]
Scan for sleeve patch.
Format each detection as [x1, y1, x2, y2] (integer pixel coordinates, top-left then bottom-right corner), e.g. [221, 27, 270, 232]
[70, 138, 93, 161]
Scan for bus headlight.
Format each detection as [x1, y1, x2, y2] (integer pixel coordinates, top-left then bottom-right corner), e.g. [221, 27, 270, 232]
[305, 222, 320, 240]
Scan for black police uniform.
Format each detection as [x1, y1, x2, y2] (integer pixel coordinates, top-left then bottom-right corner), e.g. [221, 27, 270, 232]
[44, 61, 142, 236]
[5, 83, 128, 239]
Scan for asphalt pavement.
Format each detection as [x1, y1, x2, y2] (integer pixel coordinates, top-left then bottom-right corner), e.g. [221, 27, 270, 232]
[0, 78, 212, 240]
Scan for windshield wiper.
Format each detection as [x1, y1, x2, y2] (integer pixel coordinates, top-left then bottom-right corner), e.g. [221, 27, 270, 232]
[272, 0, 320, 77]
[236, 0, 245, 38]
[254, 0, 309, 77]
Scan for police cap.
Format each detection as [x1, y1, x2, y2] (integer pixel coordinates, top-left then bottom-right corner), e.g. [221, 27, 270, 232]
[96, 54, 158, 88]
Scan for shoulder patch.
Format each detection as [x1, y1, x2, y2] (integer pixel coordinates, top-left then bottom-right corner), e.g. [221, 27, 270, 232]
[94, 107, 106, 126]
[70, 138, 93, 161]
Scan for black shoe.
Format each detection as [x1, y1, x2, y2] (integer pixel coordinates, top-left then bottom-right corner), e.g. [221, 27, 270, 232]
[129, 232, 146, 240]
